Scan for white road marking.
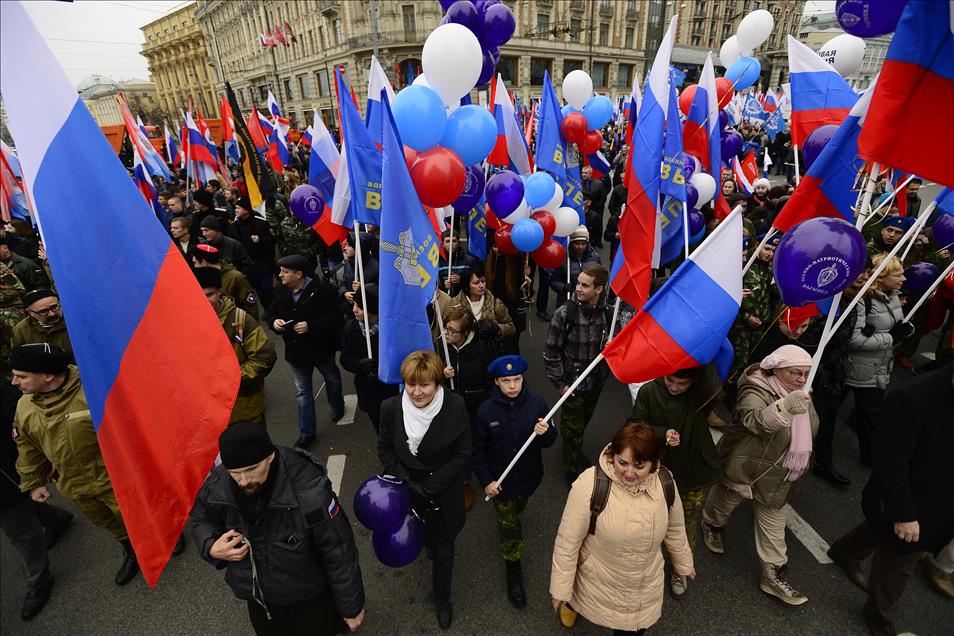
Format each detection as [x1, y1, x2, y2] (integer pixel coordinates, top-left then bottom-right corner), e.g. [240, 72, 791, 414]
[338, 394, 358, 426]
[327, 454, 346, 494]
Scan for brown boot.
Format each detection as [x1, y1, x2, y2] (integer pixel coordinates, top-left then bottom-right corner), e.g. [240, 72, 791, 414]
[463, 483, 474, 511]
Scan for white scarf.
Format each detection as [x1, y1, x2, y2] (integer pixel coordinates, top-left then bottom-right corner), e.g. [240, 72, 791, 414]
[468, 295, 485, 319]
[402, 386, 445, 456]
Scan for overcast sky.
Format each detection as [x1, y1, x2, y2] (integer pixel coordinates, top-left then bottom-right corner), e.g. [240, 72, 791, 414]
[22, 0, 191, 88]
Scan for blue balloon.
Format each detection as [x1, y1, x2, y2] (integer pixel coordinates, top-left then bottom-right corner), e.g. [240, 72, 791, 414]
[581, 95, 614, 131]
[902, 262, 940, 293]
[836, 0, 906, 38]
[289, 184, 324, 227]
[803, 124, 838, 171]
[724, 56, 762, 90]
[352, 475, 410, 533]
[441, 105, 496, 166]
[682, 152, 696, 180]
[393, 86, 447, 151]
[524, 172, 556, 208]
[476, 49, 496, 87]
[511, 218, 545, 252]
[561, 104, 578, 118]
[372, 511, 425, 568]
[685, 182, 698, 210]
[933, 213, 954, 250]
[482, 3, 516, 47]
[452, 165, 486, 213]
[486, 170, 524, 217]
[718, 109, 729, 130]
[438, 0, 458, 11]
[445, 0, 480, 33]
[689, 227, 706, 244]
[688, 208, 705, 236]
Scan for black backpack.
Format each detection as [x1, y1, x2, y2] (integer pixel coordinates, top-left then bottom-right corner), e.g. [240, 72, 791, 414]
[588, 464, 676, 535]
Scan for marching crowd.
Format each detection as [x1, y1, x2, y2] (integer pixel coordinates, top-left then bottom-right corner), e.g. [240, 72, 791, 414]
[1, 132, 953, 636]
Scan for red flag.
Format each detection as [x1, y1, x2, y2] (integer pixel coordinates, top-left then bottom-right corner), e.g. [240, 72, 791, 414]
[284, 21, 298, 43]
[274, 25, 289, 47]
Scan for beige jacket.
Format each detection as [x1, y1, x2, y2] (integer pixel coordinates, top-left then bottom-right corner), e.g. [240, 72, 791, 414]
[550, 448, 694, 631]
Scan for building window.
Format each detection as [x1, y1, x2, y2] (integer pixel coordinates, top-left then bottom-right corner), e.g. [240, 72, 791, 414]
[646, 36, 659, 52]
[318, 25, 325, 49]
[316, 69, 330, 97]
[333, 19, 343, 45]
[648, 0, 662, 27]
[497, 56, 517, 84]
[563, 59, 584, 76]
[298, 74, 312, 99]
[617, 63, 632, 86]
[570, 18, 581, 42]
[402, 5, 416, 39]
[530, 57, 551, 84]
[599, 23, 609, 46]
[691, 35, 702, 46]
[536, 12, 550, 36]
[625, 26, 634, 49]
[591, 61, 609, 87]
[259, 85, 269, 103]
[283, 78, 294, 102]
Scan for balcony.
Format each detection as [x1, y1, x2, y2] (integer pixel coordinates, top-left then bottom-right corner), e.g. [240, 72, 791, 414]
[569, 0, 585, 12]
[627, 6, 640, 20]
[318, 0, 339, 16]
[599, 1, 613, 17]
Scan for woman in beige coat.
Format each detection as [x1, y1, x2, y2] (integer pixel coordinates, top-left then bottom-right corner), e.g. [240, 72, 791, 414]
[550, 422, 695, 635]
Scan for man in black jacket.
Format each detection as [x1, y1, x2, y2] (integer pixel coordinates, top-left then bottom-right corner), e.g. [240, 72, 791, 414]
[828, 364, 954, 636]
[265, 254, 345, 447]
[190, 423, 365, 635]
[230, 197, 277, 307]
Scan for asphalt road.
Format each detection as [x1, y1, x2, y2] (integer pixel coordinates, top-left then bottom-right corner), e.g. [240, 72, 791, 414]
[3, 186, 951, 634]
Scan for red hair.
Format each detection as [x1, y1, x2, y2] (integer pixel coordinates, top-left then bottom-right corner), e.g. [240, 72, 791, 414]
[607, 421, 660, 470]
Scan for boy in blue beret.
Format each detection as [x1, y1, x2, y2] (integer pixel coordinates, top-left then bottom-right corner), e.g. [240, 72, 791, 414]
[473, 355, 556, 609]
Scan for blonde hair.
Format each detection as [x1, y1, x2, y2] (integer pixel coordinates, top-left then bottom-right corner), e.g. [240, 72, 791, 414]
[400, 350, 445, 385]
[870, 253, 903, 294]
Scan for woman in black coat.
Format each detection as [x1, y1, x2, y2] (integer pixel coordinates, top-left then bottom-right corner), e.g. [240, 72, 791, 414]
[377, 351, 471, 630]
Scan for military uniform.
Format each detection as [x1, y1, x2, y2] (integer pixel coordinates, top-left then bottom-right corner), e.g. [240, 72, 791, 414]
[216, 296, 276, 424]
[220, 262, 261, 320]
[728, 258, 778, 381]
[1, 252, 48, 292]
[11, 315, 73, 355]
[267, 198, 320, 262]
[0, 262, 26, 379]
[14, 367, 127, 542]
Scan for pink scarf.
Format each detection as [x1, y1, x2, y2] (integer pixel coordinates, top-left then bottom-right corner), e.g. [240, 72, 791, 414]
[761, 374, 812, 481]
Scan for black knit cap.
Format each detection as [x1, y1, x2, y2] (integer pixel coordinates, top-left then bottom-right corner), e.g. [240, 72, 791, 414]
[235, 197, 253, 213]
[192, 188, 214, 209]
[200, 216, 222, 231]
[21, 288, 57, 309]
[9, 343, 71, 375]
[194, 267, 222, 289]
[219, 422, 275, 469]
[353, 283, 379, 315]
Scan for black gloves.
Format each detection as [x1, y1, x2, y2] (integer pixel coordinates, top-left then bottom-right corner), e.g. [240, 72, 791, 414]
[477, 321, 500, 340]
[405, 479, 429, 503]
[860, 322, 876, 337]
[889, 321, 914, 342]
[357, 357, 377, 379]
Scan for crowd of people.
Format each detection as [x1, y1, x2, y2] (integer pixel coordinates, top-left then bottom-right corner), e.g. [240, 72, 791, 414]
[1, 126, 952, 636]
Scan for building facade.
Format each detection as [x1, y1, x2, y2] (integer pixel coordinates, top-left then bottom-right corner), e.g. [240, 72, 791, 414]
[141, 3, 218, 122]
[799, 11, 887, 90]
[78, 75, 160, 126]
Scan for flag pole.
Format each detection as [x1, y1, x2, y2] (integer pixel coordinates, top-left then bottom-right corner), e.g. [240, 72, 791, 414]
[432, 290, 455, 391]
[352, 220, 373, 358]
[861, 173, 916, 230]
[743, 229, 776, 276]
[793, 144, 801, 186]
[899, 201, 933, 263]
[682, 201, 690, 260]
[607, 296, 622, 340]
[902, 258, 954, 324]
[446, 212, 455, 294]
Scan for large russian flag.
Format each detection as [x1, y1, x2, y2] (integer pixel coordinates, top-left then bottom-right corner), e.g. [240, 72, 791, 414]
[603, 207, 742, 382]
[487, 74, 532, 176]
[858, 0, 954, 189]
[773, 79, 876, 233]
[787, 35, 859, 146]
[612, 16, 677, 310]
[0, 1, 239, 587]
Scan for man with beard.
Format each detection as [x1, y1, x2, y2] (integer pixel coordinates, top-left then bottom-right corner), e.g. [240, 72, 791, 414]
[11, 289, 73, 358]
[190, 423, 365, 635]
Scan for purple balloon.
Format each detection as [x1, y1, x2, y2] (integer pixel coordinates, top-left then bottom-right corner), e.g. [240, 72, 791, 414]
[445, 0, 480, 33]
[836, 0, 906, 38]
[453, 165, 486, 213]
[682, 152, 696, 180]
[803, 124, 838, 171]
[439, 0, 460, 12]
[933, 213, 954, 250]
[486, 170, 524, 217]
[482, 3, 516, 47]
[902, 262, 941, 293]
[687, 208, 705, 236]
[477, 49, 496, 86]
[440, 14, 449, 25]
[720, 130, 743, 162]
[289, 184, 324, 226]
[352, 475, 411, 533]
[486, 45, 500, 64]
[474, 0, 500, 17]
[372, 511, 426, 568]
[685, 182, 699, 210]
[773, 217, 868, 307]
[718, 109, 729, 130]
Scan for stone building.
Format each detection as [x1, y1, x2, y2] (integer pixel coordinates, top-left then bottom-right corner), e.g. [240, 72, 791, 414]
[799, 11, 887, 90]
[141, 2, 218, 121]
[78, 75, 159, 126]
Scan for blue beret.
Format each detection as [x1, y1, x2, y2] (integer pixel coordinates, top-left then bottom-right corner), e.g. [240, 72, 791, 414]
[487, 355, 528, 378]
[882, 215, 914, 231]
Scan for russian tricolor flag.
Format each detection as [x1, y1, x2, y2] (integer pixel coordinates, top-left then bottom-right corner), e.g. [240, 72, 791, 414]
[488, 74, 532, 176]
[308, 108, 340, 203]
[603, 207, 742, 382]
[267, 89, 282, 119]
[0, 1, 239, 586]
[787, 35, 859, 146]
[858, 0, 954, 189]
[163, 123, 180, 167]
[773, 79, 876, 233]
[733, 149, 758, 196]
[365, 55, 395, 147]
[688, 54, 731, 219]
[762, 92, 778, 113]
[133, 146, 170, 226]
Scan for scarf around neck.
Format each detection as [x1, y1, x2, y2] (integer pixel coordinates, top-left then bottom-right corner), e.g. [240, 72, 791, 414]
[402, 386, 445, 456]
[745, 369, 812, 481]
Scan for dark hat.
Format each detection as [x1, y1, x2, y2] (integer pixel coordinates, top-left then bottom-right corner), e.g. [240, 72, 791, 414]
[277, 254, 311, 274]
[353, 283, 379, 315]
[218, 422, 275, 469]
[21, 288, 57, 309]
[9, 343, 71, 375]
[200, 215, 222, 232]
[193, 243, 221, 264]
[194, 267, 222, 289]
[207, 179, 221, 189]
[192, 189, 214, 209]
[882, 215, 914, 231]
[487, 355, 528, 378]
[235, 197, 253, 213]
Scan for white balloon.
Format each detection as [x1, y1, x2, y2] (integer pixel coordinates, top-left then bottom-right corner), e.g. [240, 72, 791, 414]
[539, 181, 565, 213]
[719, 36, 743, 69]
[818, 34, 867, 77]
[690, 172, 716, 209]
[502, 199, 531, 224]
[412, 74, 431, 88]
[562, 70, 593, 110]
[736, 9, 774, 51]
[552, 207, 581, 237]
[422, 24, 483, 107]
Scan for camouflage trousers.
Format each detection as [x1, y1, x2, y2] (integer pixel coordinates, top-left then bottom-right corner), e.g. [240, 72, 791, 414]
[492, 497, 528, 562]
[559, 391, 601, 476]
[680, 488, 706, 553]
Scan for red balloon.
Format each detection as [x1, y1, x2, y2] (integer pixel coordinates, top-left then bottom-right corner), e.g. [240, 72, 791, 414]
[530, 210, 556, 240]
[579, 130, 603, 155]
[561, 112, 588, 143]
[494, 225, 519, 254]
[678, 84, 697, 117]
[403, 146, 418, 171]
[715, 77, 733, 109]
[410, 147, 466, 208]
[532, 239, 565, 269]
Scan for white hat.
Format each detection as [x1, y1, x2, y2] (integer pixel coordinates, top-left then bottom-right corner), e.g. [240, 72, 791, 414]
[569, 226, 590, 242]
[753, 178, 771, 190]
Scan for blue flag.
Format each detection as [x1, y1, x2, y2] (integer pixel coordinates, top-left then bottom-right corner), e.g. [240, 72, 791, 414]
[657, 195, 687, 265]
[377, 95, 440, 384]
[670, 66, 687, 87]
[534, 70, 567, 181]
[336, 68, 383, 226]
[660, 72, 687, 203]
[743, 93, 769, 122]
[558, 152, 585, 224]
[764, 108, 787, 141]
[467, 197, 487, 262]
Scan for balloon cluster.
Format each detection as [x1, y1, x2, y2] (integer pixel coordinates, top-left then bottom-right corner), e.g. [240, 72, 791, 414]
[559, 70, 612, 154]
[718, 9, 774, 89]
[353, 475, 425, 568]
[439, 0, 516, 87]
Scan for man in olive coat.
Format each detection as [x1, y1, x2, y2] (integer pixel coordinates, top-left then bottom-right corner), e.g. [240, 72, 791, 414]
[11, 288, 73, 357]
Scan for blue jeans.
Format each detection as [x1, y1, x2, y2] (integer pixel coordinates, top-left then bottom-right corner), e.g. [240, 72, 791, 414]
[290, 356, 345, 438]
